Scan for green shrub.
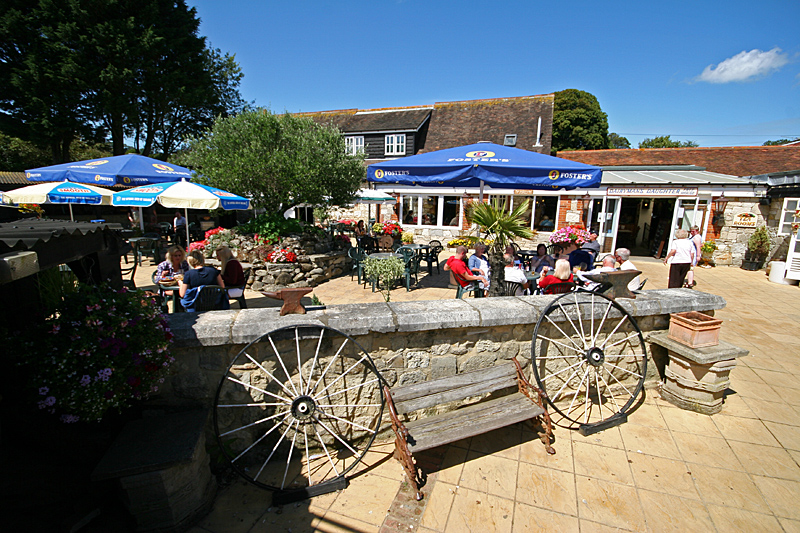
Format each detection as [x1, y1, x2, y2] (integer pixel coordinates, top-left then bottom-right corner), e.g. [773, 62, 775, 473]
[363, 257, 404, 302]
[237, 213, 303, 243]
[747, 226, 770, 259]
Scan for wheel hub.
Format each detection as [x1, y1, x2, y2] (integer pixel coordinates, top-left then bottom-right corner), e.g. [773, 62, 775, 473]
[291, 395, 317, 420]
[585, 347, 605, 367]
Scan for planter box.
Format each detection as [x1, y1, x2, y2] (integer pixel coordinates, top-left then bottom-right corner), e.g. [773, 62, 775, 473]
[740, 259, 763, 271]
[668, 311, 722, 348]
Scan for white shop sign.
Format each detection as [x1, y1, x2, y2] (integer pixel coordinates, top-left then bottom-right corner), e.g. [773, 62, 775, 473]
[606, 187, 698, 197]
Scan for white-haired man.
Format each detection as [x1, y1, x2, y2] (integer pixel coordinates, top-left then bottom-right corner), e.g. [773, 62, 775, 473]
[576, 254, 617, 290]
[614, 248, 641, 291]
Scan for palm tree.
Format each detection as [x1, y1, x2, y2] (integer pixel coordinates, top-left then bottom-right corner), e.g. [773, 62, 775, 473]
[466, 198, 536, 296]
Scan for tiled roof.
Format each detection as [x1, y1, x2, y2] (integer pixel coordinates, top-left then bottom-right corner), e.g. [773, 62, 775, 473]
[424, 95, 554, 154]
[301, 107, 432, 133]
[557, 146, 800, 177]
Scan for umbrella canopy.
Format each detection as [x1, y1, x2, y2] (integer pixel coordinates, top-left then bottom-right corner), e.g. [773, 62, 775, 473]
[2, 180, 114, 221]
[112, 180, 250, 245]
[25, 154, 194, 187]
[367, 143, 602, 190]
[352, 188, 397, 204]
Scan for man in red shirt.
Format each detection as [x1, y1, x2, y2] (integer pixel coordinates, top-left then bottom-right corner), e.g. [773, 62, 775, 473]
[444, 246, 488, 288]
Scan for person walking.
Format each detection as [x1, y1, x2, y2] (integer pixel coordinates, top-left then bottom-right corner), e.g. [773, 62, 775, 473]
[685, 225, 703, 288]
[664, 229, 696, 289]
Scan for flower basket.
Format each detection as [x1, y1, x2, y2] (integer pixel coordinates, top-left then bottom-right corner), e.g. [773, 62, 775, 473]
[549, 226, 591, 247]
[668, 311, 722, 348]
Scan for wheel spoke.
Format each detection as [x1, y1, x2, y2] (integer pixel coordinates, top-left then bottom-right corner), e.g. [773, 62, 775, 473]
[318, 403, 383, 408]
[230, 412, 291, 463]
[281, 420, 299, 490]
[574, 293, 588, 349]
[295, 328, 305, 395]
[268, 334, 300, 397]
[542, 359, 585, 383]
[604, 364, 637, 398]
[566, 366, 591, 416]
[551, 363, 585, 402]
[317, 377, 381, 401]
[317, 408, 377, 433]
[604, 332, 641, 351]
[599, 315, 629, 350]
[314, 354, 370, 398]
[591, 300, 614, 347]
[304, 329, 326, 395]
[604, 361, 644, 380]
[242, 350, 297, 399]
[544, 313, 584, 352]
[225, 376, 292, 405]
[220, 409, 288, 437]
[315, 415, 360, 457]
[556, 301, 587, 350]
[598, 369, 624, 412]
[217, 402, 286, 408]
[537, 334, 584, 355]
[309, 337, 350, 396]
[255, 417, 294, 481]
[313, 424, 340, 479]
[303, 426, 311, 485]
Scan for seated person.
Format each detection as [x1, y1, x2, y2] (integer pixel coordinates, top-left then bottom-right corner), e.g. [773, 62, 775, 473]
[538, 259, 574, 290]
[581, 230, 601, 261]
[576, 254, 617, 290]
[468, 243, 491, 295]
[155, 246, 190, 303]
[215, 245, 245, 298]
[504, 245, 521, 267]
[444, 246, 488, 293]
[615, 247, 642, 291]
[560, 240, 594, 271]
[179, 250, 226, 311]
[529, 243, 555, 273]
[502, 253, 529, 295]
[538, 215, 554, 230]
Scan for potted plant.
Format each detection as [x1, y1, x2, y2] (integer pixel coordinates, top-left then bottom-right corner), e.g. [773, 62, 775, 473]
[699, 240, 717, 266]
[742, 225, 770, 271]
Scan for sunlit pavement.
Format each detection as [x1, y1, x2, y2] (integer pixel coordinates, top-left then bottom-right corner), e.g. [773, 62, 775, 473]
[133, 253, 800, 532]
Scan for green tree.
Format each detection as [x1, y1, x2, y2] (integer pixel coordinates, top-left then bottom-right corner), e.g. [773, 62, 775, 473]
[466, 198, 536, 297]
[608, 132, 631, 149]
[179, 109, 365, 213]
[0, 133, 50, 171]
[552, 89, 609, 153]
[638, 136, 698, 148]
[0, 0, 246, 162]
[763, 138, 798, 146]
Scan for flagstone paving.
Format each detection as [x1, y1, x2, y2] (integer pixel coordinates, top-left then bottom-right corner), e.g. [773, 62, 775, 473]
[134, 253, 800, 532]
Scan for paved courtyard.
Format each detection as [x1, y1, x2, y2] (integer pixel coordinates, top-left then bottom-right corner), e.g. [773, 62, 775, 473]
[134, 253, 800, 532]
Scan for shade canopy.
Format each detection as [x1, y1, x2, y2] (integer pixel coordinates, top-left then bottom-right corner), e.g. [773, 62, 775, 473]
[2, 180, 114, 206]
[367, 143, 602, 190]
[26, 154, 194, 187]
[352, 188, 397, 204]
[112, 180, 250, 245]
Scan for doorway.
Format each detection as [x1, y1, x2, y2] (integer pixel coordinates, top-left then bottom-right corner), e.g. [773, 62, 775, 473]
[647, 198, 676, 258]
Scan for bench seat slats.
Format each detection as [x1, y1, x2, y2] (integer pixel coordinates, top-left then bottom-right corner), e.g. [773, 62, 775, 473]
[392, 364, 517, 403]
[395, 375, 518, 414]
[404, 393, 543, 453]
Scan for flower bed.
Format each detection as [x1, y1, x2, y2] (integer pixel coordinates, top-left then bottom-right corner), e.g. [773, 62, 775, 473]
[266, 248, 297, 263]
[372, 221, 403, 237]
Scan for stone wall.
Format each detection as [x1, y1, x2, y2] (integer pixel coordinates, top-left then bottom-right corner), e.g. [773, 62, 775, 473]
[159, 289, 726, 411]
[711, 198, 786, 267]
[247, 252, 348, 291]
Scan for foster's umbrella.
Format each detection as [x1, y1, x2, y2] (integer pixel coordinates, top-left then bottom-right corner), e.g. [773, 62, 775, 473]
[367, 142, 602, 190]
[2, 180, 114, 221]
[111, 180, 250, 246]
[25, 154, 194, 187]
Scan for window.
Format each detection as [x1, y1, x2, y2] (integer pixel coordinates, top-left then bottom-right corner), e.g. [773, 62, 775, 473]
[534, 196, 558, 231]
[504, 134, 517, 147]
[385, 134, 406, 156]
[443, 196, 460, 227]
[345, 136, 364, 156]
[400, 195, 419, 225]
[779, 198, 799, 235]
[421, 195, 439, 226]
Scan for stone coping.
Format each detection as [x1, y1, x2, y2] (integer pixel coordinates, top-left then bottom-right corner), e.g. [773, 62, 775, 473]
[647, 330, 749, 364]
[168, 289, 726, 348]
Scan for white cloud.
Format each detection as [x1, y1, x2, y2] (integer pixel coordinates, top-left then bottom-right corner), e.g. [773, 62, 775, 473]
[696, 47, 789, 83]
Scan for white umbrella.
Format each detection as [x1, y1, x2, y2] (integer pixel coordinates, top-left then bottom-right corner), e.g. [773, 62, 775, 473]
[112, 179, 250, 246]
[2, 180, 114, 221]
[352, 188, 397, 226]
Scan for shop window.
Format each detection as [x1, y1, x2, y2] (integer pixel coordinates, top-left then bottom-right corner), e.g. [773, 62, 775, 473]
[443, 196, 460, 227]
[401, 195, 419, 225]
[421, 195, 439, 226]
[779, 198, 799, 235]
[534, 196, 557, 231]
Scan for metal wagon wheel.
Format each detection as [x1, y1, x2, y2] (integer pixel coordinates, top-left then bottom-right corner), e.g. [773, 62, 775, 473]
[213, 324, 385, 495]
[531, 291, 647, 433]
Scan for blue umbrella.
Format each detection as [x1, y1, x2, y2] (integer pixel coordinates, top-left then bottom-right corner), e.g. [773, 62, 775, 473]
[367, 142, 602, 190]
[25, 154, 194, 187]
[112, 180, 250, 245]
[2, 180, 114, 221]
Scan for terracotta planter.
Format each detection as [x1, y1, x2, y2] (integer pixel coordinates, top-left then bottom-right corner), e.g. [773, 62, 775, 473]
[668, 311, 723, 348]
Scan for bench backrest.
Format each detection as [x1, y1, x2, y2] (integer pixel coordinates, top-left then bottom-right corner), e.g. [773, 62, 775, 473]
[389, 363, 518, 414]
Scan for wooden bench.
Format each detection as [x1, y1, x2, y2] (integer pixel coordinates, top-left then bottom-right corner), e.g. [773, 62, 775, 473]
[384, 357, 555, 499]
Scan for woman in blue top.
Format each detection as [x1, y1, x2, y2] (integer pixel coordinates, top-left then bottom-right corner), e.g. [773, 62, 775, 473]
[179, 250, 224, 298]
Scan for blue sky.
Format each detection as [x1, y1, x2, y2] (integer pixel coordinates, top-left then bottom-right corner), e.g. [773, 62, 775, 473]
[190, 0, 800, 148]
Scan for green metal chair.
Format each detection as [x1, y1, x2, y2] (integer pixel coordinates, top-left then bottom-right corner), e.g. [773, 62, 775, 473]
[452, 270, 482, 299]
[348, 247, 368, 284]
[396, 246, 420, 291]
[423, 240, 443, 274]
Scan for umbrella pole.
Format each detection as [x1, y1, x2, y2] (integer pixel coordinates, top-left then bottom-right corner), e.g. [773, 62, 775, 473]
[69, 203, 74, 222]
[138, 207, 144, 232]
[185, 207, 190, 247]
[476, 180, 485, 238]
